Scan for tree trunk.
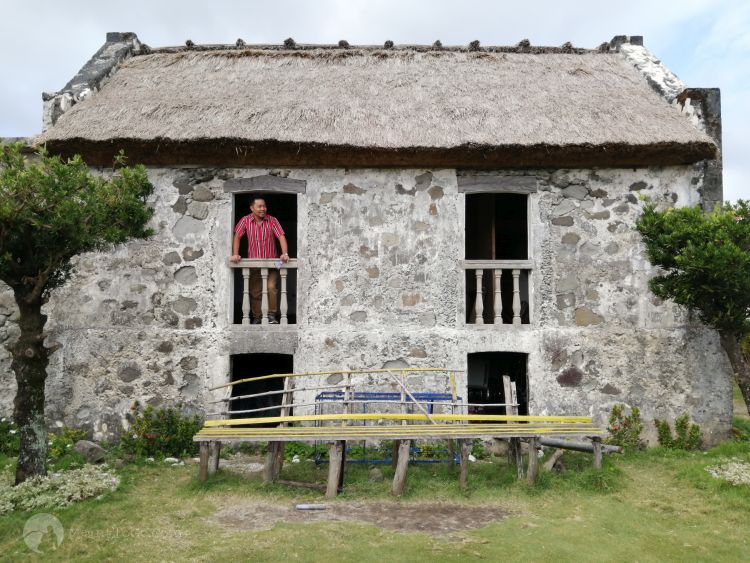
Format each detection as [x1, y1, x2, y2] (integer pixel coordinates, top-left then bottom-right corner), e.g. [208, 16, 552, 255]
[10, 295, 50, 485]
[719, 331, 750, 416]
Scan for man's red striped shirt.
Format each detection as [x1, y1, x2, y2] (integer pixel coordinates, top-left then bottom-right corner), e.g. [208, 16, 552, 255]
[234, 214, 285, 258]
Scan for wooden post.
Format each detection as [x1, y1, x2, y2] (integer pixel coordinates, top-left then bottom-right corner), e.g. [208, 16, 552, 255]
[459, 439, 471, 490]
[391, 440, 400, 469]
[198, 441, 209, 482]
[263, 442, 280, 483]
[208, 441, 221, 476]
[326, 441, 344, 498]
[391, 439, 411, 496]
[474, 269, 484, 324]
[592, 437, 603, 470]
[449, 370, 457, 471]
[338, 441, 347, 493]
[526, 437, 539, 484]
[261, 267, 269, 324]
[503, 375, 524, 479]
[241, 267, 251, 324]
[272, 442, 285, 481]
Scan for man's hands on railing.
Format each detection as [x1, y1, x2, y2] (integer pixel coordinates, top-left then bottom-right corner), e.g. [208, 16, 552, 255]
[229, 254, 242, 263]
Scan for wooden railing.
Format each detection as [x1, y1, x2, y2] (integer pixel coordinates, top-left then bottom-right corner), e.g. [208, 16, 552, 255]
[229, 258, 298, 325]
[463, 260, 532, 325]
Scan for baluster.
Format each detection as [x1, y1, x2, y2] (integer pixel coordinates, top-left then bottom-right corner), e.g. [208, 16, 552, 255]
[241, 267, 251, 325]
[474, 269, 484, 324]
[512, 269, 521, 325]
[493, 268, 503, 324]
[261, 267, 269, 325]
[279, 268, 288, 325]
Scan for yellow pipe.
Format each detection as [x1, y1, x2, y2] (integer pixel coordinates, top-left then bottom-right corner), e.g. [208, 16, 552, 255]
[202, 413, 593, 427]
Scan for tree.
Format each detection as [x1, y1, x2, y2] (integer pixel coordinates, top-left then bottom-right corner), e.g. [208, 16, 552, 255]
[0, 143, 153, 484]
[636, 201, 750, 415]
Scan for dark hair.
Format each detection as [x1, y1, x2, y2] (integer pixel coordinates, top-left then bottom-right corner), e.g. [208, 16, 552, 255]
[249, 195, 266, 207]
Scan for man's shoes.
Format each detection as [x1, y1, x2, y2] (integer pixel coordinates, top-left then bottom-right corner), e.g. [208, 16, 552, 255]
[251, 317, 262, 325]
[268, 316, 279, 324]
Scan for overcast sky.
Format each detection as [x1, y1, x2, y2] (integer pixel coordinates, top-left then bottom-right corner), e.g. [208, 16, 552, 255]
[1, 0, 747, 201]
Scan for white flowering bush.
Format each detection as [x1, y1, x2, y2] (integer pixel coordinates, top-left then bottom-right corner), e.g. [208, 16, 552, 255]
[0, 465, 119, 515]
[705, 457, 750, 486]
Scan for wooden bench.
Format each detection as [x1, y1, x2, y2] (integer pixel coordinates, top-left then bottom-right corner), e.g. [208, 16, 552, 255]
[194, 413, 606, 496]
[196, 367, 606, 496]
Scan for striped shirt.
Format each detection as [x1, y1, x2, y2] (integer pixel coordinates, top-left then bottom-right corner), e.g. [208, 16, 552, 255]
[234, 214, 285, 258]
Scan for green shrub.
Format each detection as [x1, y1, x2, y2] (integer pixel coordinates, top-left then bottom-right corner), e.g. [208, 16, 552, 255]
[284, 441, 314, 461]
[606, 404, 644, 450]
[733, 417, 750, 442]
[471, 439, 489, 460]
[0, 417, 20, 456]
[120, 402, 202, 459]
[654, 414, 702, 450]
[48, 427, 87, 459]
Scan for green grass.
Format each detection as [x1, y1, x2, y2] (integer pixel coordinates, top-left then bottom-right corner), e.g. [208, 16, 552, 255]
[1, 437, 749, 562]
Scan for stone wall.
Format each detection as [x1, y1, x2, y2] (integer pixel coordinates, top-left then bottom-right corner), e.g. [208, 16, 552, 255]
[0, 164, 733, 444]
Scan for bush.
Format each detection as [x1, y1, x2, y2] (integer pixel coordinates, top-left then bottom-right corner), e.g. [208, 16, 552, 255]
[48, 427, 88, 459]
[606, 404, 643, 450]
[120, 402, 202, 459]
[0, 464, 119, 515]
[0, 417, 20, 456]
[284, 441, 314, 461]
[654, 414, 702, 450]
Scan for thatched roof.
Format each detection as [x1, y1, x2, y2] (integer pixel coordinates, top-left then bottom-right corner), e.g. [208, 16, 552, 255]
[38, 46, 716, 167]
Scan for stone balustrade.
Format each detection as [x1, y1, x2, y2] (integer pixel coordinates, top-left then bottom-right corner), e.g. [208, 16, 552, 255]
[463, 260, 532, 325]
[229, 258, 298, 325]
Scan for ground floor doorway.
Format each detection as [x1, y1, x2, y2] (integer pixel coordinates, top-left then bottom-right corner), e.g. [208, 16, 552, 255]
[467, 352, 528, 416]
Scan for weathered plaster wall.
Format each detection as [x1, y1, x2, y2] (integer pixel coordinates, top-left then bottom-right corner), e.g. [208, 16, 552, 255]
[0, 164, 733, 444]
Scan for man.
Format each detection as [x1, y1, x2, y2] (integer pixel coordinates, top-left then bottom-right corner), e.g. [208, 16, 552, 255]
[230, 196, 289, 324]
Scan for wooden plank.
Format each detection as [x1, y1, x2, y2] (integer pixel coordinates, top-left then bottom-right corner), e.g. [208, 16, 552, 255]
[203, 413, 594, 427]
[193, 425, 605, 442]
[223, 175, 307, 193]
[208, 441, 221, 476]
[526, 437, 539, 484]
[326, 442, 344, 498]
[198, 441, 209, 482]
[459, 439, 471, 490]
[391, 439, 411, 497]
[457, 174, 538, 194]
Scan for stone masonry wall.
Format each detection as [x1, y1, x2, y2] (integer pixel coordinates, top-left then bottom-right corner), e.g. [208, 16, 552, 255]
[0, 164, 733, 444]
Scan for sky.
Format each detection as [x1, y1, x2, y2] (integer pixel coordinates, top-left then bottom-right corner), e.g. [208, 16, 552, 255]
[1, 0, 747, 201]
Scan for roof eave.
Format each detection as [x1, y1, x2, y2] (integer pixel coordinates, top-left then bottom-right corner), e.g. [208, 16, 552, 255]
[37, 138, 717, 169]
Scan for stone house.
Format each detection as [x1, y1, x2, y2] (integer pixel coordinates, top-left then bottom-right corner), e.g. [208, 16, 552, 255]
[0, 33, 731, 444]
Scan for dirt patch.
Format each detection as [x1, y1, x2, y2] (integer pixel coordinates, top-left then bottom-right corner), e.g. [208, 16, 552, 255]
[207, 501, 507, 536]
[218, 453, 265, 477]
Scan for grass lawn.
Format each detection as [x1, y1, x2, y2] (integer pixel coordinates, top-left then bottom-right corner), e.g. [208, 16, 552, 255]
[1, 433, 749, 562]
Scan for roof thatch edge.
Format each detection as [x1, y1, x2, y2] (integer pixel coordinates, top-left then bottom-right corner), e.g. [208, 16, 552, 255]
[38, 138, 717, 169]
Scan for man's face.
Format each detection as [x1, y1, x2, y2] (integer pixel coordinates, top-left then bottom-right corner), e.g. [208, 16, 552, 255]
[250, 198, 267, 220]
